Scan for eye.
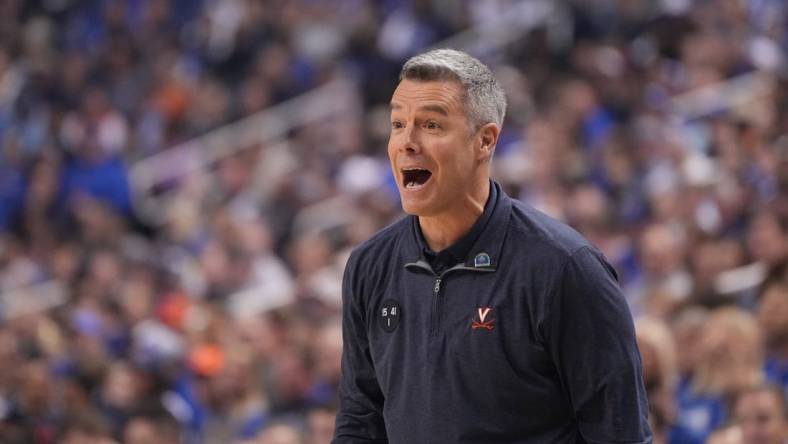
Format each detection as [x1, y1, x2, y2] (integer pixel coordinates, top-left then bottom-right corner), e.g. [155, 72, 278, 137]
[391, 120, 404, 129]
[424, 121, 440, 130]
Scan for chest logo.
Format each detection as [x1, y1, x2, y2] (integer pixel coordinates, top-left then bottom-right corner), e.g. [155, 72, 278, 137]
[474, 252, 491, 268]
[379, 299, 402, 333]
[471, 307, 495, 330]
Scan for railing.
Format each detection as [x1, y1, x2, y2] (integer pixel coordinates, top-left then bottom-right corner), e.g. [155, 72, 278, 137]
[670, 70, 774, 122]
[129, 78, 358, 224]
[1, 281, 66, 321]
[7, 2, 776, 319]
[128, 0, 557, 226]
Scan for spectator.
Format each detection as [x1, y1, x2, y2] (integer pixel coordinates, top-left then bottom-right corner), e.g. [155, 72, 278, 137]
[756, 260, 788, 392]
[628, 222, 692, 314]
[0, 1, 786, 443]
[123, 413, 182, 444]
[732, 383, 787, 444]
[304, 406, 337, 444]
[747, 211, 788, 269]
[705, 425, 742, 444]
[676, 307, 764, 444]
[251, 422, 304, 444]
[671, 306, 709, 394]
[635, 316, 680, 444]
[58, 412, 119, 444]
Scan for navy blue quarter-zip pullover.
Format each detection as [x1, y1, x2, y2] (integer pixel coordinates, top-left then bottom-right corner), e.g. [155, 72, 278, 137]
[333, 181, 652, 444]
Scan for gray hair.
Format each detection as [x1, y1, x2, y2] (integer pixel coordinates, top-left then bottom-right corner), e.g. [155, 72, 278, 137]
[399, 49, 507, 130]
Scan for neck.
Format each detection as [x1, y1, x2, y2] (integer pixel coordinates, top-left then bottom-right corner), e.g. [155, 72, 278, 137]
[418, 179, 490, 252]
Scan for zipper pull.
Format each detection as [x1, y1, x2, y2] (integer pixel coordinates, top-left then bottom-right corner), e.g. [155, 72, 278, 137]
[434, 277, 442, 294]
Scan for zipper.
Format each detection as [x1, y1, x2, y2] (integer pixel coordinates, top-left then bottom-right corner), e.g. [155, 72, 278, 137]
[405, 260, 495, 336]
[431, 277, 442, 336]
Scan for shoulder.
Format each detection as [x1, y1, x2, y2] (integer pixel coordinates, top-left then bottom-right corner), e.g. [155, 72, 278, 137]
[342, 216, 412, 309]
[345, 215, 411, 274]
[504, 197, 620, 282]
[507, 198, 594, 259]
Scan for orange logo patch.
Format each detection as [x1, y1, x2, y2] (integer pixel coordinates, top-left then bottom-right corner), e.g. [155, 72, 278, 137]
[471, 307, 495, 330]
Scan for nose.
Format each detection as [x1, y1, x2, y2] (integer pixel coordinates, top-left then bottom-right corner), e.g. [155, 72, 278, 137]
[400, 125, 420, 154]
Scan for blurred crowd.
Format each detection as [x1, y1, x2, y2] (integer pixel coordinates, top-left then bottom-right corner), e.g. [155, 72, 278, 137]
[0, 0, 786, 443]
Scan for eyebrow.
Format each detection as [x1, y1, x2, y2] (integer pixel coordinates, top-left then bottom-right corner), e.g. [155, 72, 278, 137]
[389, 103, 449, 117]
[420, 104, 449, 116]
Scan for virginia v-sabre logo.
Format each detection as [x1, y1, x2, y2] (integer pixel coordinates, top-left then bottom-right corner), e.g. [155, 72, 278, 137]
[471, 307, 495, 330]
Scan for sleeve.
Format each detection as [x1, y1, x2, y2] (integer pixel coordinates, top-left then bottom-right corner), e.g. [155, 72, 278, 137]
[332, 252, 389, 443]
[545, 246, 653, 444]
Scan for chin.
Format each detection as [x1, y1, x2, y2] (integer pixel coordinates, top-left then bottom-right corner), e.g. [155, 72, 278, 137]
[400, 202, 424, 216]
[400, 198, 430, 216]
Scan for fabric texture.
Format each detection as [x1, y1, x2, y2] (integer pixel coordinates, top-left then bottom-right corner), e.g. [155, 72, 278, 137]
[333, 181, 652, 444]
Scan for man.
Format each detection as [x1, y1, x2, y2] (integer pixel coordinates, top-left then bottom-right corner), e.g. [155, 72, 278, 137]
[733, 384, 787, 444]
[758, 260, 788, 393]
[333, 49, 651, 443]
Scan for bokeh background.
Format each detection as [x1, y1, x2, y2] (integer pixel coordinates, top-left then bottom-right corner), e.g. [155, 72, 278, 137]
[0, 0, 786, 443]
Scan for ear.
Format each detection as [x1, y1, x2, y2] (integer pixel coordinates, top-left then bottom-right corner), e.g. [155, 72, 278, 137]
[476, 122, 500, 162]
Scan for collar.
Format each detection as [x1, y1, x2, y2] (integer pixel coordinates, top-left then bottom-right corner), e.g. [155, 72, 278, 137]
[415, 180, 497, 271]
[407, 180, 511, 272]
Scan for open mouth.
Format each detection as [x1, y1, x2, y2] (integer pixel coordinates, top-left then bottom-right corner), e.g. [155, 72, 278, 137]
[402, 168, 432, 189]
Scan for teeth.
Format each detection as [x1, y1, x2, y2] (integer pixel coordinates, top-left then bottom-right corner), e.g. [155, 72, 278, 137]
[406, 181, 417, 188]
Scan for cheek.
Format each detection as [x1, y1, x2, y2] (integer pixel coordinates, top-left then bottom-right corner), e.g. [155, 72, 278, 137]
[387, 143, 398, 168]
[387, 138, 396, 157]
[438, 140, 475, 175]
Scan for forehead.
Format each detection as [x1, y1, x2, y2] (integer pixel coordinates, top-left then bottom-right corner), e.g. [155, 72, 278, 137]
[390, 79, 465, 114]
[736, 390, 782, 411]
[763, 281, 788, 298]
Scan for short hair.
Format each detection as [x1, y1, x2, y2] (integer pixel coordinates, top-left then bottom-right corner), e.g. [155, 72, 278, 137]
[733, 383, 787, 419]
[399, 49, 507, 129]
[759, 258, 787, 299]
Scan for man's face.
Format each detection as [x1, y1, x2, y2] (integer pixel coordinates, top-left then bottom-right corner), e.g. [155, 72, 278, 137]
[758, 283, 788, 349]
[735, 390, 786, 444]
[388, 79, 485, 216]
